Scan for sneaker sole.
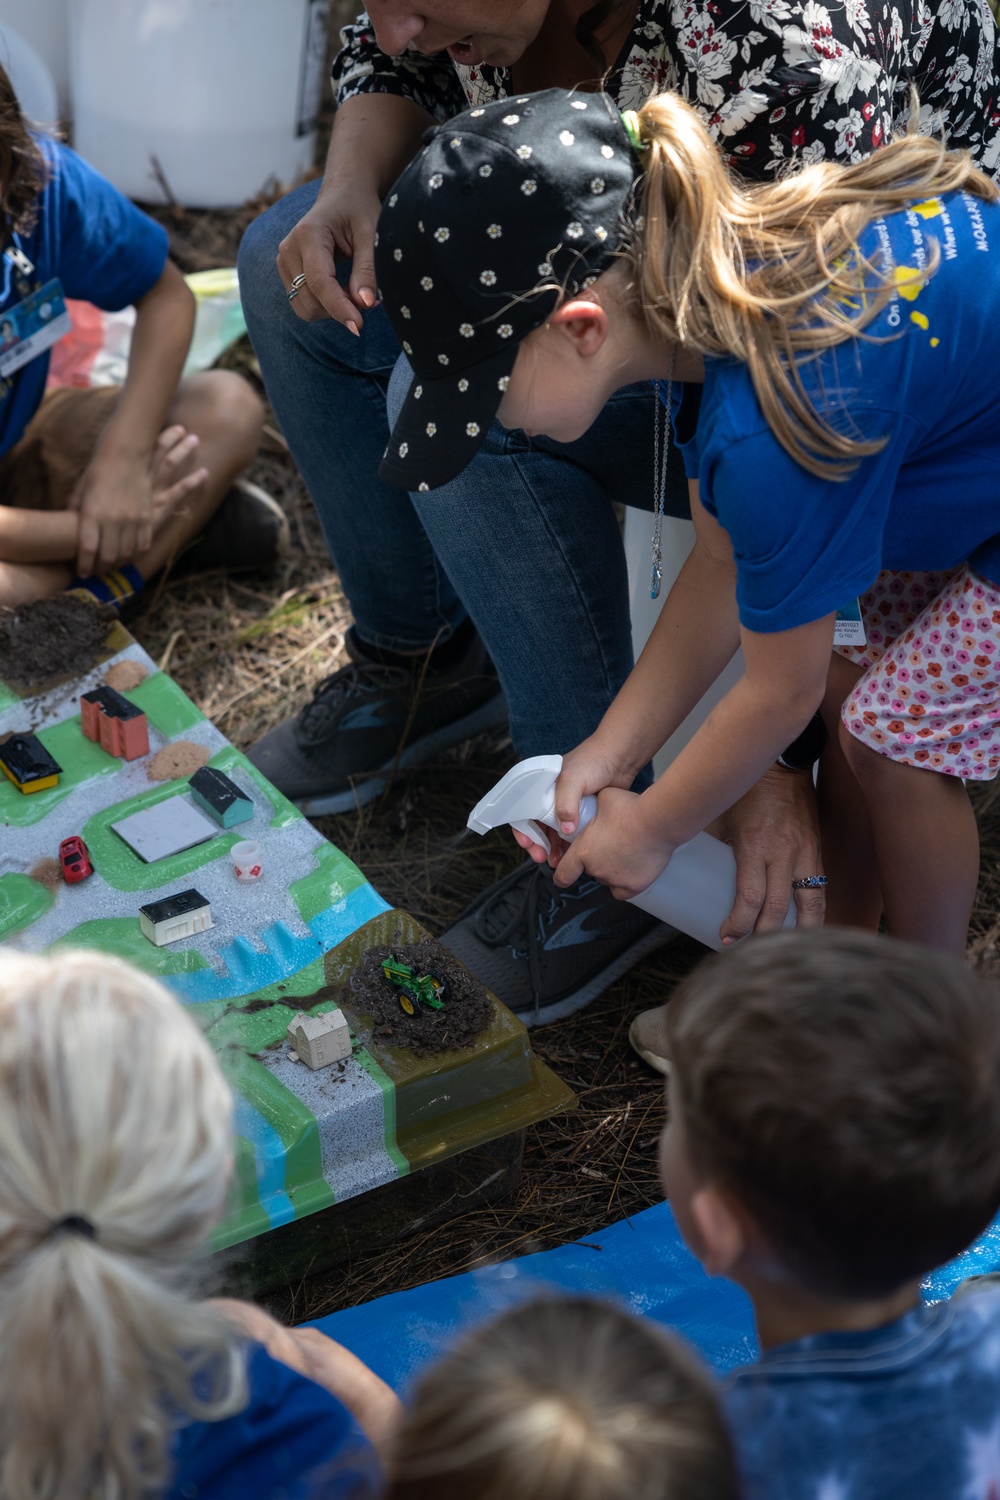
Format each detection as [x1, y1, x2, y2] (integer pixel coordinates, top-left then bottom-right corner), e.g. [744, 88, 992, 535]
[510, 922, 679, 1028]
[230, 477, 291, 560]
[627, 1015, 671, 1076]
[293, 689, 509, 816]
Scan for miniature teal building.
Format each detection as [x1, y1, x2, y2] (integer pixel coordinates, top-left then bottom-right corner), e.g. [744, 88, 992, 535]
[189, 765, 253, 829]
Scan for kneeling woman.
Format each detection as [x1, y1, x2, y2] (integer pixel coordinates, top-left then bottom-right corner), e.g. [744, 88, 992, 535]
[374, 88, 1000, 958]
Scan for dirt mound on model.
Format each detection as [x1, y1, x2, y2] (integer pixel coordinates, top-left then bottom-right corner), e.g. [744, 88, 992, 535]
[348, 940, 493, 1055]
[0, 595, 116, 692]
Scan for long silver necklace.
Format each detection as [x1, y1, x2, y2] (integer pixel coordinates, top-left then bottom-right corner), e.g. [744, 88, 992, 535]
[650, 350, 676, 601]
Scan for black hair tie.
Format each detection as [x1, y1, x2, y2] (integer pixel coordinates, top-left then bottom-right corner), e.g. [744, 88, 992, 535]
[49, 1215, 97, 1241]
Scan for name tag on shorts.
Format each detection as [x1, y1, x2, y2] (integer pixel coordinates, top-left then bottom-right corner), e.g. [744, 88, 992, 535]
[0, 279, 71, 379]
[834, 597, 866, 647]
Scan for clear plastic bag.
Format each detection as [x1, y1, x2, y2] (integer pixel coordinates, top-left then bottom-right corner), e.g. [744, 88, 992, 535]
[46, 267, 247, 389]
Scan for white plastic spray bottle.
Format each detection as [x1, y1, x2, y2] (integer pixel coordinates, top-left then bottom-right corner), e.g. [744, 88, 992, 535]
[468, 754, 795, 951]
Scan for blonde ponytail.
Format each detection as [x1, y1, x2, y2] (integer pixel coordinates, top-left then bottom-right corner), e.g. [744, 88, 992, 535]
[627, 92, 998, 476]
[0, 950, 245, 1500]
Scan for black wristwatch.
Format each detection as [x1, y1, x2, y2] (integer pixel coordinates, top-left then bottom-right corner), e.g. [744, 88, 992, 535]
[777, 713, 828, 772]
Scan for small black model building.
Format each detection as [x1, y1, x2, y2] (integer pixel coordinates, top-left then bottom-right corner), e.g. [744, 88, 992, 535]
[0, 733, 63, 794]
[189, 765, 254, 828]
[138, 889, 214, 947]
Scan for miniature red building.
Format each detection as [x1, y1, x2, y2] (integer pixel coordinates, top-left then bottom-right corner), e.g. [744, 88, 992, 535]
[80, 686, 149, 761]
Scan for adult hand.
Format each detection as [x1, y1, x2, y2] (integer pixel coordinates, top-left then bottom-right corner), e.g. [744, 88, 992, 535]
[709, 765, 825, 943]
[511, 736, 636, 867]
[553, 786, 677, 900]
[277, 181, 381, 329]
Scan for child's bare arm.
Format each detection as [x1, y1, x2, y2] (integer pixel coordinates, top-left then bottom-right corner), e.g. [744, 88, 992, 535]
[0, 506, 79, 563]
[71, 260, 195, 576]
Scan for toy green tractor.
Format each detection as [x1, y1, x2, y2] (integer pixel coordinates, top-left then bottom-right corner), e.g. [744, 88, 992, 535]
[381, 954, 447, 1016]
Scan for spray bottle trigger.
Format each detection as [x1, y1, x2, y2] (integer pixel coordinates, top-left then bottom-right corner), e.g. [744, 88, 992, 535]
[511, 819, 552, 858]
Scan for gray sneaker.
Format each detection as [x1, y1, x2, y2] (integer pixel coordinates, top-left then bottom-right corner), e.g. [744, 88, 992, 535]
[441, 860, 676, 1026]
[247, 625, 507, 815]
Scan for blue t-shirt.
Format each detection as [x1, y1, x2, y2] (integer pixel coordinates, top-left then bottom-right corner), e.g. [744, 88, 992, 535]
[0, 137, 168, 460]
[166, 1343, 381, 1500]
[678, 191, 1000, 633]
[724, 1289, 1000, 1500]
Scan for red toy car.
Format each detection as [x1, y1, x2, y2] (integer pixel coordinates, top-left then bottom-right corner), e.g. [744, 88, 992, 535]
[59, 836, 93, 884]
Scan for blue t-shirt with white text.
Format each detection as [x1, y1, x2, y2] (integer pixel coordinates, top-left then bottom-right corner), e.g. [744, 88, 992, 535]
[724, 1289, 1000, 1500]
[678, 191, 1000, 633]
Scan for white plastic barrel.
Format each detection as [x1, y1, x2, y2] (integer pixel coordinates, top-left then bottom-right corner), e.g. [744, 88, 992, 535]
[0, 22, 59, 128]
[69, 0, 328, 208]
[0, 0, 68, 115]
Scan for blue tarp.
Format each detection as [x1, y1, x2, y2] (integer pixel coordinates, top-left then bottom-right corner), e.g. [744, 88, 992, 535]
[313, 1200, 1000, 1391]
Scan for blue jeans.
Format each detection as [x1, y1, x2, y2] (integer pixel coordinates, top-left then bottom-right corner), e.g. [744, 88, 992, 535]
[239, 179, 689, 758]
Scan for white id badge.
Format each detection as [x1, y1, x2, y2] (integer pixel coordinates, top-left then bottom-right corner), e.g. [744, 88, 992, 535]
[0, 278, 72, 379]
[834, 598, 866, 647]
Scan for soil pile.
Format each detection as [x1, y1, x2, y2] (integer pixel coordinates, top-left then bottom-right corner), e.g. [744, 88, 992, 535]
[0, 596, 116, 692]
[29, 858, 63, 890]
[147, 741, 211, 781]
[347, 940, 493, 1055]
[104, 660, 148, 692]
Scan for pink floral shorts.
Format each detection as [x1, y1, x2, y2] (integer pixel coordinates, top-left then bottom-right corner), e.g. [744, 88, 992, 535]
[837, 565, 1000, 780]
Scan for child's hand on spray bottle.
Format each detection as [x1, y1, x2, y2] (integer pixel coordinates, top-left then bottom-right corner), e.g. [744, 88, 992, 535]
[553, 785, 678, 900]
[511, 735, 640, 872]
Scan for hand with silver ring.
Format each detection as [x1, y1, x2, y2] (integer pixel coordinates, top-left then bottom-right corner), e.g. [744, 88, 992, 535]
[791, 875, 828, 889]
[287, 272, 308, 302]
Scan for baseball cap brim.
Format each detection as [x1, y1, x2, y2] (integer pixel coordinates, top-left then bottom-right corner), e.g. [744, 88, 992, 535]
[378, 339, 520, 493]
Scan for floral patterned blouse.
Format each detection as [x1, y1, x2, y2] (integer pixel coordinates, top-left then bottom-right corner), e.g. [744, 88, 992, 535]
[332, 0, 1000, 179]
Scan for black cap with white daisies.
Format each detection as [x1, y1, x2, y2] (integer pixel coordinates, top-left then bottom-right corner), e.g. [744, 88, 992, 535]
[375, 88, 639, 493]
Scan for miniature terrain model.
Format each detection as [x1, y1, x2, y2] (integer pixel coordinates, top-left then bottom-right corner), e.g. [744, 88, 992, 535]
[80, 685, 149, 760]
[190, 765, 254, 828]
[139, 889, 214, 947]
[0, 597, 574, 1282]
[287, 1009, 352, 1069]
[0, 734, 62, 793]
[112, 795, 218, 862]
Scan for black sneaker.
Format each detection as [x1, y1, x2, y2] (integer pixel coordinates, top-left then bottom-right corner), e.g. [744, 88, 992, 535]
[441, 860, 676, 1026]
[176, 478, 290, 574]
[246, 625, 507, 815]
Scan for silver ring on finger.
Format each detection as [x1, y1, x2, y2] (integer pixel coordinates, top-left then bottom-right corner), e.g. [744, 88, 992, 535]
[791, 875, 828, 889]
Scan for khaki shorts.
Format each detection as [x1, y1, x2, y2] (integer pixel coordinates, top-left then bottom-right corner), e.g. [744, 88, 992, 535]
[0, 386, 121, 512]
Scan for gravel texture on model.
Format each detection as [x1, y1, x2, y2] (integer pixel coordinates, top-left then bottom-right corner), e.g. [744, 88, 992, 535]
[348, 941, 493, 1055]
[0, 596, 116, 691]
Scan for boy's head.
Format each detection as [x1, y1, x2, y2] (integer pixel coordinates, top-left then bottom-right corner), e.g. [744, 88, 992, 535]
[383, 1295, 739, 1500]
[0, 62, 46, 249]
[661, 930, 1000, 1301]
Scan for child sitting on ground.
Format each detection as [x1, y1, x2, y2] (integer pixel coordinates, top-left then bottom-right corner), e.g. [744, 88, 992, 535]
[0, 948, 399, 1500]
[660, 928, 1000, 1498]
[0, 65, 284, 609]
[381, 1295, 739, 1500]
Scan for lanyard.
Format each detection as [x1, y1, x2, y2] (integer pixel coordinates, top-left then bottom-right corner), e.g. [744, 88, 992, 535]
[4, 241, 36, 300]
